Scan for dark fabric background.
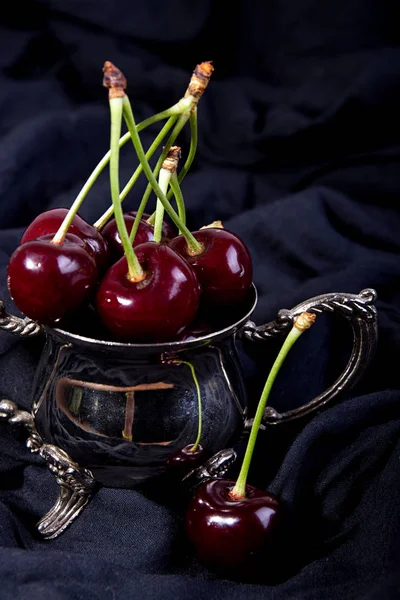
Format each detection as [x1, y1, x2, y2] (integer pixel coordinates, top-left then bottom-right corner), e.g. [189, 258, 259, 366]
[1, 1, 400, 598]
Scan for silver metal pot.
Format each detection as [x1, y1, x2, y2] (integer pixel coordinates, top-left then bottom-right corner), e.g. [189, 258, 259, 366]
[0, 286, 378, 539]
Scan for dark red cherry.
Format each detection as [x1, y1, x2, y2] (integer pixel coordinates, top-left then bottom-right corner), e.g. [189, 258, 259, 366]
[101, 214, 155, 262]
[127, 211, 175, 241]
[166, 444, 206, 477]
[21, 208, 109, 273]
[96, 242, 201, 342]
[7, 234, 97, 324]
[169, 228, 252, 305]
[186, 479, 280, 573]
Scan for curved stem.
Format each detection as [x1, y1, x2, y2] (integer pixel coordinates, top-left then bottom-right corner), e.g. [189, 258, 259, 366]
[154, 168, 171, 243]
[177, 360, 202, 452]
[178, 108, 198, 184]
[93, 115, 178, 230]
[122, 95, 202, 254]
[230, 313, 316, 500]
[146, 109, 198, 227]
[109, 97, 143, 281]
[169, 173, 186, 233]
[129, 114, 187, 244]
[53, 102, 192, 244]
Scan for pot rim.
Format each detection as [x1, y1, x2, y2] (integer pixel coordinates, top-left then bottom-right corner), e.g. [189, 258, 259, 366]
[47, 284, 258, 353]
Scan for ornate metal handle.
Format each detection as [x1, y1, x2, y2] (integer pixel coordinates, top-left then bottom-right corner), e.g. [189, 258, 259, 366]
[241, 288, 378, 425]
[0, 300, 43, 337]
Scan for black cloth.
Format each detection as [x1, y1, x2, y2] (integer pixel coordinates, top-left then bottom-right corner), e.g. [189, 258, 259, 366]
[1, 1, 400, 598]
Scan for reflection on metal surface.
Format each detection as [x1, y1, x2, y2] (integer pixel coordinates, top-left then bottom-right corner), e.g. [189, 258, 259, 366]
[56, 378, 175, 443]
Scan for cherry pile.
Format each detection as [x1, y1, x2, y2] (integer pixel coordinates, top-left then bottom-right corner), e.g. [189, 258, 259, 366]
[7, 62, 253, 342]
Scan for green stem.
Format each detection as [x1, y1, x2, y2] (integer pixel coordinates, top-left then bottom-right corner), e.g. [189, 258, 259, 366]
[93, 115, 178, 230]
[154, 168, 172, 243]
[177, 360, 202, 452]
[178, 108, 198, 184]
[129, 114, 187, 244]
[169, 173, 186, 233]
[146, 109, 198, 227]
[52, 99, 194, 242]
[109, 97, 143, 281]
[122, 95, 203, 254]
[231, 316, 314, 499]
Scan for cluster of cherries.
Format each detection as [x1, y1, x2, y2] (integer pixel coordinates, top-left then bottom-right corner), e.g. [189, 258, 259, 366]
[8, 206, 252, 342]
[5, 60, 317, 577]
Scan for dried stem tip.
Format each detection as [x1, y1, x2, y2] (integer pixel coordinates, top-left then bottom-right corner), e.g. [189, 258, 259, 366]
[294, 311, 316, 331]
[103, 61, 127, 98]
[200, 220, 224, 230]
[185, 61, 214, 101]
[161, 146, 181, 173]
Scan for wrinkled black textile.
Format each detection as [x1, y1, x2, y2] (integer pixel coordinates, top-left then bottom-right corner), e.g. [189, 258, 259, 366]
[1, 1, 400, 598]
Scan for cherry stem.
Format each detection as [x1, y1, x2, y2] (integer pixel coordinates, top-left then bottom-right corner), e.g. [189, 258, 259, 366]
[230, 312, 317, 500]
[109, 97, 144, 281]
[122, 95, 203, 254]
[169, 173, 186, 233]
[129, 114, 188, 244]
[146, 108, 197, 228]
[154, 147, 180, 243]
[93, 115, 179, 231]
[154, 169, 171, 243]
[175, 360, 202, 452]
[52, 103, 191, 245]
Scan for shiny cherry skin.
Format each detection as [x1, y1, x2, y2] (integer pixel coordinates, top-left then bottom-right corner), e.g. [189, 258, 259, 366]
[7, 234, 97, 324]
[96, 242, 201, 342]
[21, 208, 109, 273]
[166, 444, 206, 477]
[102, 214, 155, 262]
[103, 212, 175, 264]
[169, 228, 253, 305]
[186, 479, 280, 573]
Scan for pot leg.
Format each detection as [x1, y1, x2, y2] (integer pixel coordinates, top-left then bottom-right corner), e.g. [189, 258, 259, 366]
[0, 399, 95, 539]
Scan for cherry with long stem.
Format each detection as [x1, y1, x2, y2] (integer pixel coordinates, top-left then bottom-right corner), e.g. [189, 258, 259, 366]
[97, 64, 201, 341]
[186, 312, 317, 573]
[167, 359, 205, 474]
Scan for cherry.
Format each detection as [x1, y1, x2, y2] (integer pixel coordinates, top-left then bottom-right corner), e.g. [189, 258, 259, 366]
[102, 213, 154, 262]
[96, 241, 201, 342]
[169, 228, 252, 305]
[186, 479, 280, 573]
[167, 444, 207, 477]
[7, 234, 97, 324]
[21, 208, 109, 273]
[185, 312, 317, 575]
